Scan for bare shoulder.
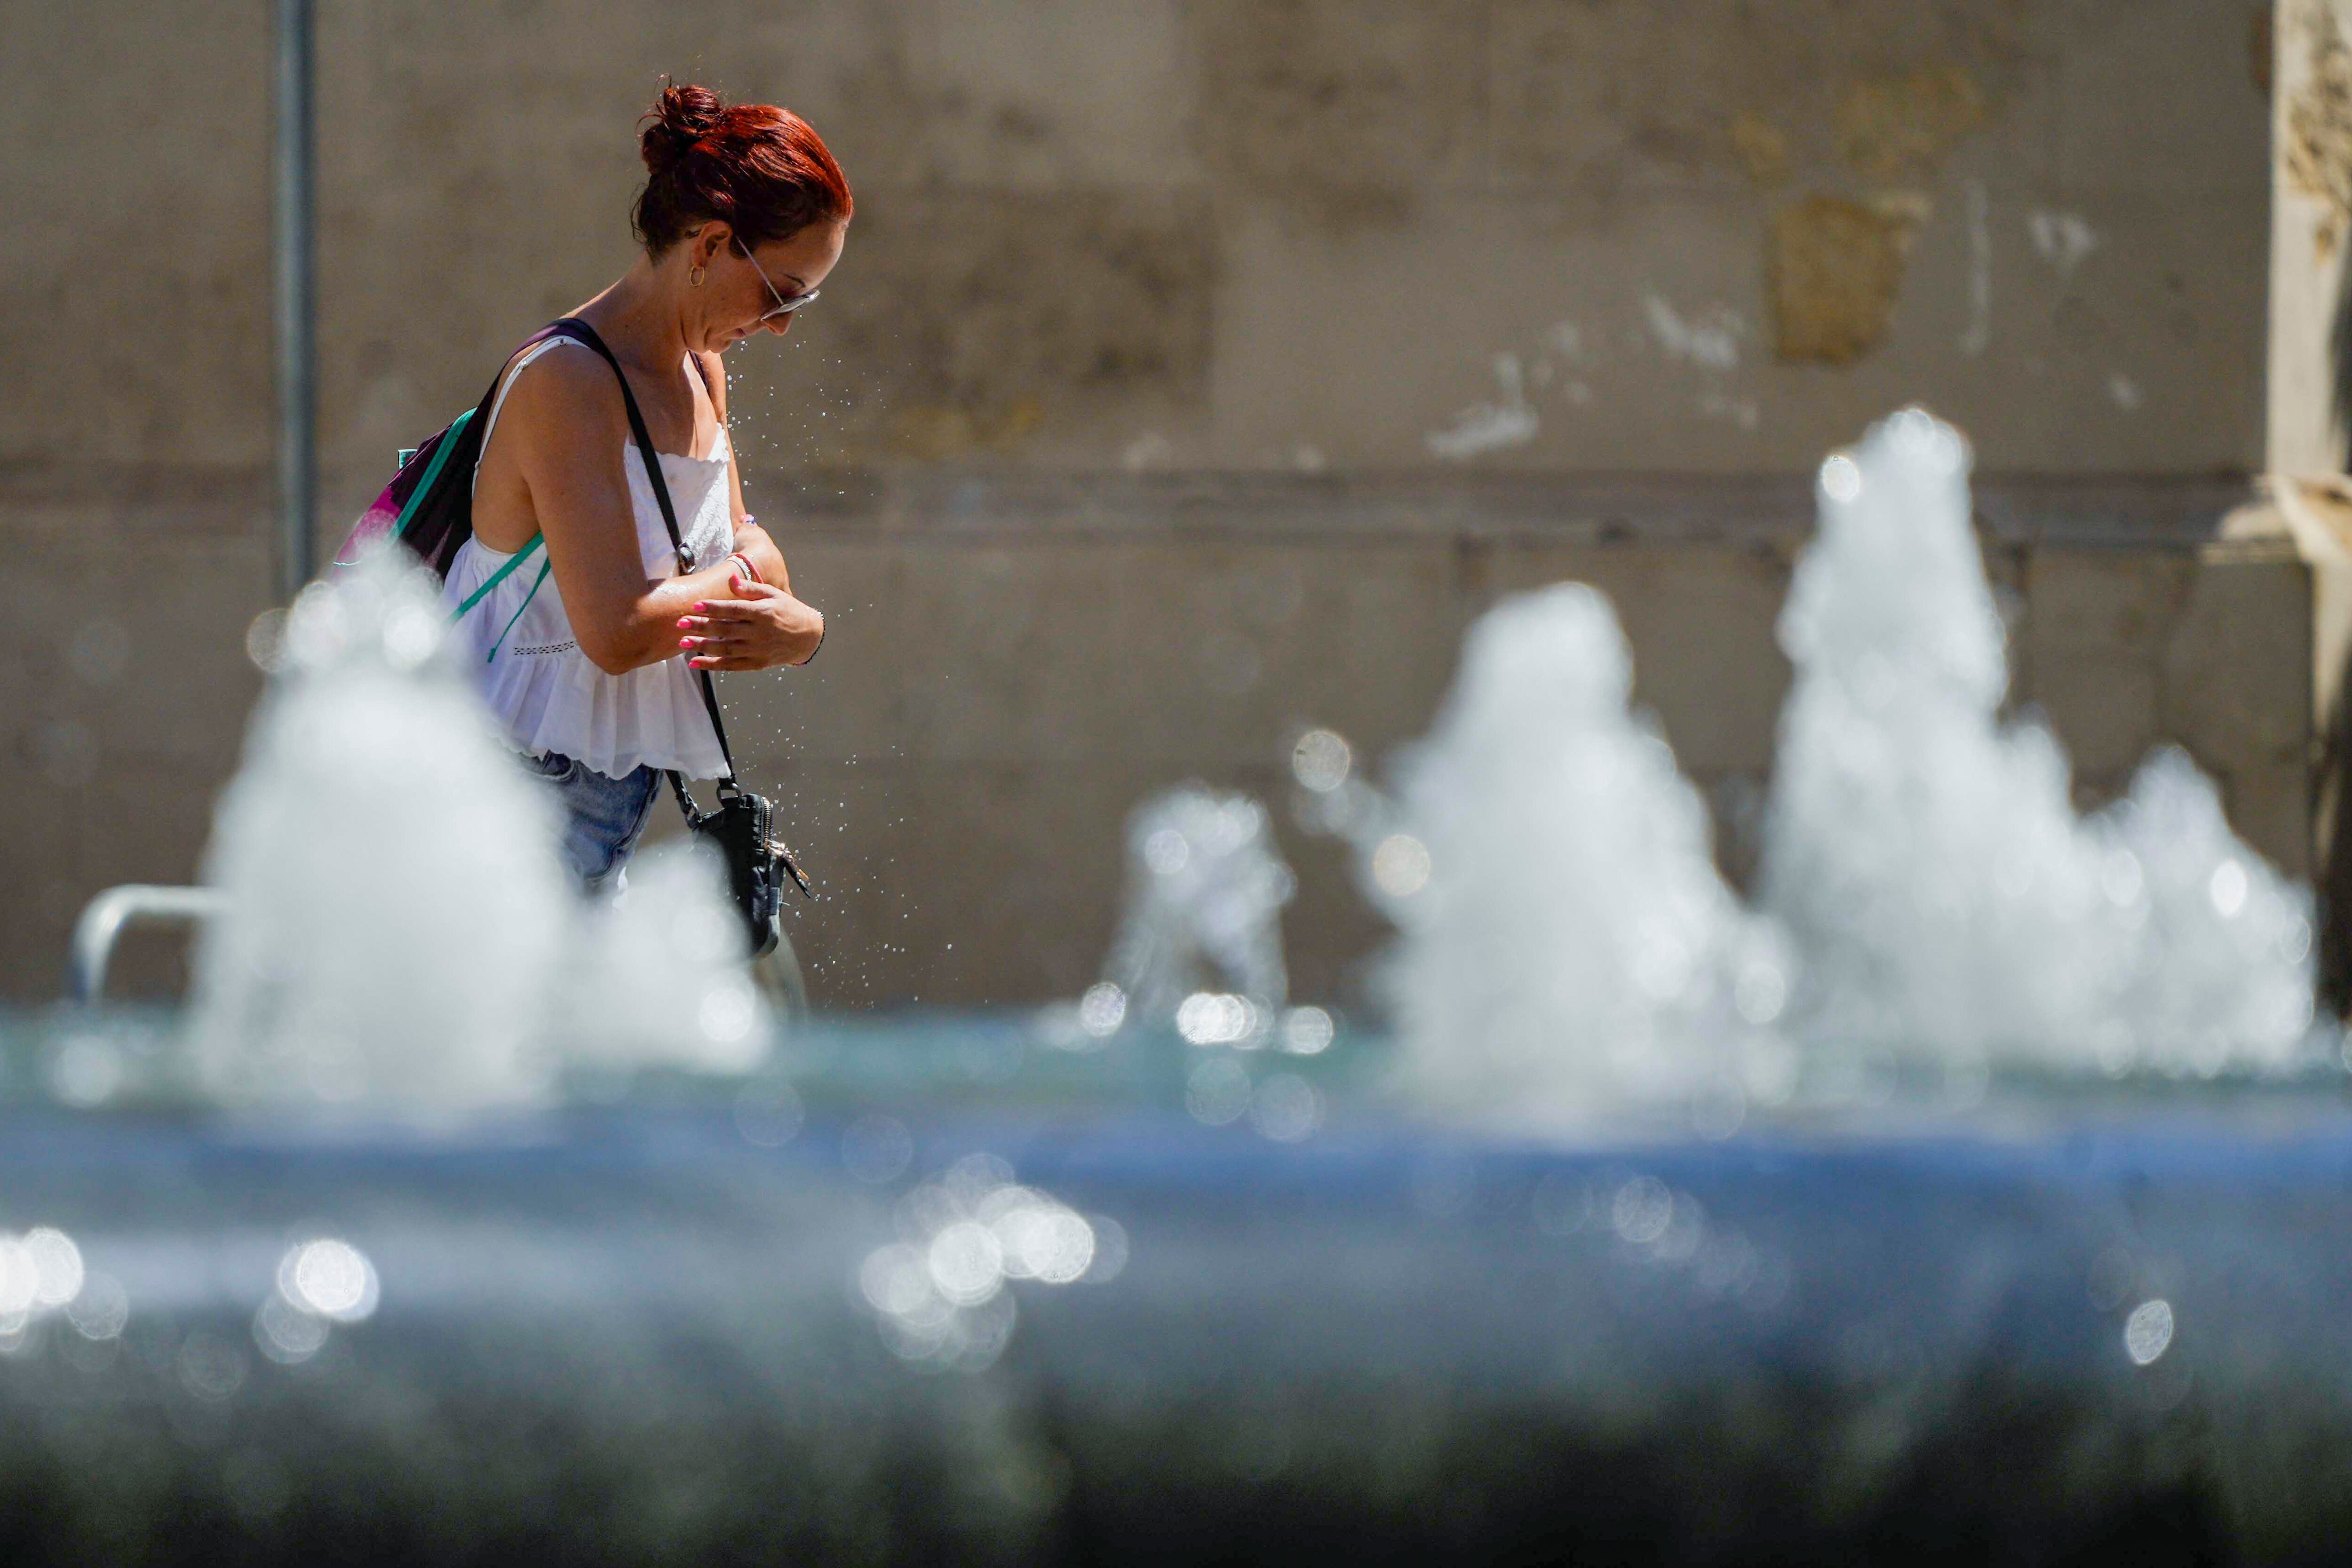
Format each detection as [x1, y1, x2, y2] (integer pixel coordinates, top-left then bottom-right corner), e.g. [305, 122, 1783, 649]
[500, 342, 628, 459]
[693, 350, 729, 422]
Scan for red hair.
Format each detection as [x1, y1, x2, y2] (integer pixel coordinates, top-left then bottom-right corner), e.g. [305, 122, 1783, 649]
[632, 81, 852, 255]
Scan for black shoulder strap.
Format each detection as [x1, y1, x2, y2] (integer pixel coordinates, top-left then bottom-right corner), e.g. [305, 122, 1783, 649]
[545, 317, 740, 804]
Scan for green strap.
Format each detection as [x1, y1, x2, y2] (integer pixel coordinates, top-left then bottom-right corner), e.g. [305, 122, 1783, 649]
[393, 407, 474, 536]
[485, 556, 554, 664]
[452, 532, 544, 619]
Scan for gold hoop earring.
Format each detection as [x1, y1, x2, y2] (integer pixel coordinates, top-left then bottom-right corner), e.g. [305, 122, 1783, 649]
[688, 264, 706, 287]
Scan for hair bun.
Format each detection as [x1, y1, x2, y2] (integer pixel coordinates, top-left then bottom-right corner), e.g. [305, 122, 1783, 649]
[629, 85, 853, 256]
[641, 81, 726, 174]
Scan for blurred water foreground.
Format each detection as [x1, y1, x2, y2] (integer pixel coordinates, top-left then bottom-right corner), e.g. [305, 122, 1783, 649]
[7, 410, 2352, 1562]
[0, 1016, 2348, 1565]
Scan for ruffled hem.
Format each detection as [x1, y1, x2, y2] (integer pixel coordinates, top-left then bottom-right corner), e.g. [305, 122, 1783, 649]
[480, 646, 731, 780]
[436, 426, 739, 780]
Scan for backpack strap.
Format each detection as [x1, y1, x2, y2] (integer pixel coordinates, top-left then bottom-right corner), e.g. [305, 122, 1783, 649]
[389, 406, 474, 540]
[544, 318, 742, 802]
[450, 532, 545, 619]
[391, 321, 574, 581]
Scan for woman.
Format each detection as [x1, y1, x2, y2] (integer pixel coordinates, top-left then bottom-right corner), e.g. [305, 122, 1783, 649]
[443, 83, 847, 892]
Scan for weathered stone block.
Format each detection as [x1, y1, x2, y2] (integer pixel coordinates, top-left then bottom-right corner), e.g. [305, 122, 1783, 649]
[1770, 196, 1913, 365]
[1211, 193, 1785, 473]
[731, 188, 1216, 470]
[1490, 0, 2052, 194]
[2016, 549, 2194, 775]
[2054, 0, 2273, 197]
[912, 0, 1199, 191]
[721, 753, 1402, 1011]
[728, 535, 1470, 771]
[1478, 540, 1793, 775]
[2160, 540, 2313, 876]
[1191, 0, 1490, 221]
[0, 811, 74, 1002]
[2218, 759, 2317, 887]
[0, 8, 272, 470]
[0, 509, 270, 770]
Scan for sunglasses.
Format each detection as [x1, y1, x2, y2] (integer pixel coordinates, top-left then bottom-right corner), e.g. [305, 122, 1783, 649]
[735, 237, 819, 320]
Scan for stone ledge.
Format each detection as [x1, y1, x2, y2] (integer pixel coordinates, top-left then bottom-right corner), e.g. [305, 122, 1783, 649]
[0, 465, 2261, 552]
[753, 469, 2263, 551]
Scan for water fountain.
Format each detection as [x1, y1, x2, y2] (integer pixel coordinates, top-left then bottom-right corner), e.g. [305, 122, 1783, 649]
[189, 549, 766, 1113]
[1298, 410, 2322, 1122]
[1092, 785, 1295, 1042]
[1344, 582, 1796, 1127]
[1762, 410, 2317, 1078]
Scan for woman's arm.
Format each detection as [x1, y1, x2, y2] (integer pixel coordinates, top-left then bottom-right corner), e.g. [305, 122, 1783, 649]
[501, 350, 745, 676]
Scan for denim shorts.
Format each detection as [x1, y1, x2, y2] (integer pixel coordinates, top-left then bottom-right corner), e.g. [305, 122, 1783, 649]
[523, 750, 661, 895]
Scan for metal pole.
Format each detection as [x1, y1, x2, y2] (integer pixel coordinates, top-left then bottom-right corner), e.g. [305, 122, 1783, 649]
[273, 0, 316, 601]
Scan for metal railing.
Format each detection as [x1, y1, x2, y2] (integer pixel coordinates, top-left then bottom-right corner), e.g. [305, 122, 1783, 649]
[65, 885, 227, 1006]
[65, 883, 808, 1023]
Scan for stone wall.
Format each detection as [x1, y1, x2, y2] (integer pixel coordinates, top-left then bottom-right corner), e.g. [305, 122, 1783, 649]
[0, 1, 2291, 1005]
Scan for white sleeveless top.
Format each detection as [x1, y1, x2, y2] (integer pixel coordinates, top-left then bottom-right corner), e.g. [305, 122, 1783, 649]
[439, 336, 734, 780]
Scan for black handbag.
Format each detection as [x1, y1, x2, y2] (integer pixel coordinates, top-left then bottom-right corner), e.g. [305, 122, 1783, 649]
[555, 318, 813, 956]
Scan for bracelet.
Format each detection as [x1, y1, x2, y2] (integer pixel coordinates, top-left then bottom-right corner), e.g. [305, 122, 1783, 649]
[732, 517, 765, 585]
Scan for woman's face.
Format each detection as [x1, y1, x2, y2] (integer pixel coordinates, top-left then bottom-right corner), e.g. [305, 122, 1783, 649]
[687, 218, 849, 353]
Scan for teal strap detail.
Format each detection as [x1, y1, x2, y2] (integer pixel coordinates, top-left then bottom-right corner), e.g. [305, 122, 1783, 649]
[451, 531, 544, 620]
[486, 557, 554, 665]
[393, 407, 474, 536]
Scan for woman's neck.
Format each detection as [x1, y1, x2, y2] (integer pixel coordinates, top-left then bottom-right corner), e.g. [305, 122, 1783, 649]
[575, 256, 689, 376]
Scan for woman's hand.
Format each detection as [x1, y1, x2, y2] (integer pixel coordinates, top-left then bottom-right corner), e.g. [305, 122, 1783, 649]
[676, 575, 826, 669]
